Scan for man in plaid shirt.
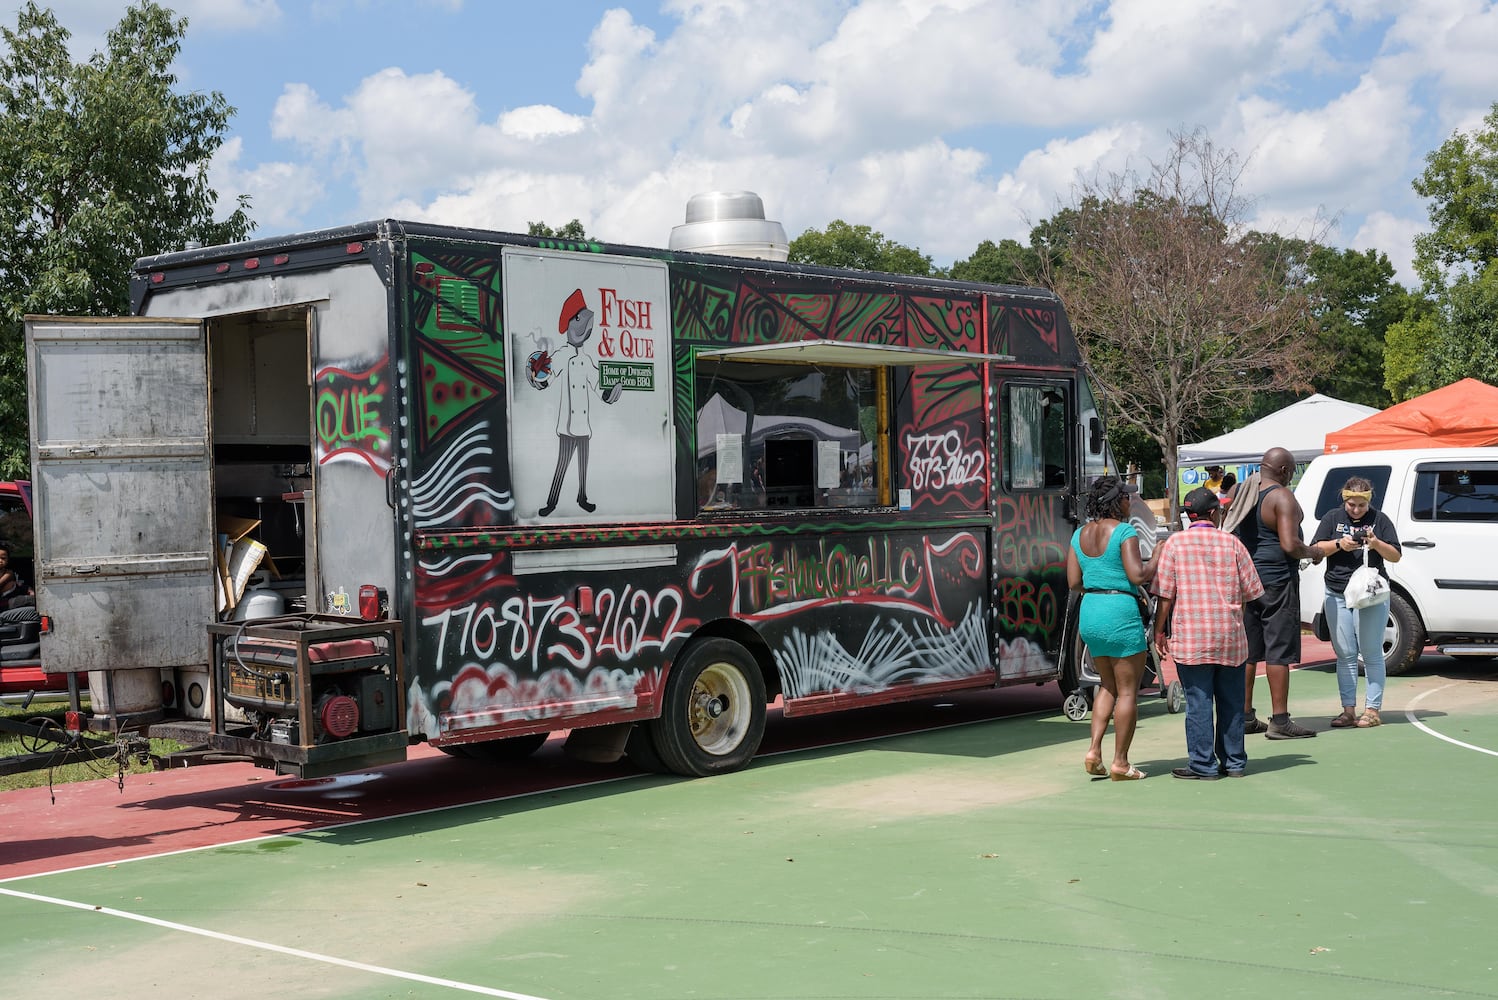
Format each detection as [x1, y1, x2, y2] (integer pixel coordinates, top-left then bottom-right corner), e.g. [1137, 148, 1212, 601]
[1152, 487, 1265, 779]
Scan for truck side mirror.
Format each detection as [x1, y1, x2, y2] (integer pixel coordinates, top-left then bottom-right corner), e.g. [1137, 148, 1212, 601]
[1088, 417, 1103, 453]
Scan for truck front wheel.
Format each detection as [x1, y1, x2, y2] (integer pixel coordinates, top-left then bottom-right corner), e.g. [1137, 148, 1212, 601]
[649, 638, 766, 777]
[1382, 592, 1425, 677]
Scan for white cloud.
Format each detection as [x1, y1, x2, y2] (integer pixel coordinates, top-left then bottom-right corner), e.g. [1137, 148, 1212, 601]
[209, 137, 324, 234]
[500, 105, 587, 141]
[214, 0, 1498, 283]
[1352, 210, 1424, 288]
[173, 0, 282, 31]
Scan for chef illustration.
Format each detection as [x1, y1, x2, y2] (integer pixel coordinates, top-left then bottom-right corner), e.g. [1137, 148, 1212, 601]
[539, 288, 622, 517]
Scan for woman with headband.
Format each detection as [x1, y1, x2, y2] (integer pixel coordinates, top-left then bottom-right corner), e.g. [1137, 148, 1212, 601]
[1308, 476, 1403, 728]
[1067, 474, 1159, 779]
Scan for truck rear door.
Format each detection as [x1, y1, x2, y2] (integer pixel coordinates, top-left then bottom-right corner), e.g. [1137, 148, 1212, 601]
[24, 317, 214, 674]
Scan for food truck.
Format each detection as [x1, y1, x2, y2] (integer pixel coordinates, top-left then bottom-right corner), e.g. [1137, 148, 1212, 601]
[25, 213, 1127, 778]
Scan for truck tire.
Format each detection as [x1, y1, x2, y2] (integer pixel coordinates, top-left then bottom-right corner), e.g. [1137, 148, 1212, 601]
[1383, 592, 1425, 677]
[624, 723, 670, 773]
[648, 638, 766, 777]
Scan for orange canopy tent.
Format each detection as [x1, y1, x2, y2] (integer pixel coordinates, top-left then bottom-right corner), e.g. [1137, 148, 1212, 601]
[1325, 378, 1498, 453]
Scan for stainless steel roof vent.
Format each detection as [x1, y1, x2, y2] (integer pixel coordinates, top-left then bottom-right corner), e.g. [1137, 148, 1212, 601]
[668, 190, 789, 261]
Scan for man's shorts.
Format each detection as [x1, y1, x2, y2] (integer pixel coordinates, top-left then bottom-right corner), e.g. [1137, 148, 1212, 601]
[1245, 578, 1301, 666]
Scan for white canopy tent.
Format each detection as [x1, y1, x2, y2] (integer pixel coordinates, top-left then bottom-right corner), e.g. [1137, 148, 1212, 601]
[1177, 393, 1380, 467]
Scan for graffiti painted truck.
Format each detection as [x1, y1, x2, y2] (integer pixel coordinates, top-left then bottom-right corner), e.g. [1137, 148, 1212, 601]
[24, 218, 1121, 778]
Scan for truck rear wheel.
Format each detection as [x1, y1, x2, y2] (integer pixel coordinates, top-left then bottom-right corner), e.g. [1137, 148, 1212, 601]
[1383, 593, 1425, 677]
[624, 723, 670, 773]
[648, 638, 766, 777]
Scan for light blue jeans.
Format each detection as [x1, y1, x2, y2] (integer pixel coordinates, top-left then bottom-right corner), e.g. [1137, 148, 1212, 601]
[1323, 590, 1386, 710]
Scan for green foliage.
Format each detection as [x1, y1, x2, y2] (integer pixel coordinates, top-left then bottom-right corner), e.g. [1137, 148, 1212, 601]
[1429, 266, 1498, 387]
[788, 220, 934, 276]
[1403, 102, 1498, 396]
[1303, 244, 1405, 408]
[1382, 299, 1440, 401]
[0, 1, 252, 477]
[1412, 103, 1498, 287]
[949, 238, 1040, 286]
[527, 219, 590, 240]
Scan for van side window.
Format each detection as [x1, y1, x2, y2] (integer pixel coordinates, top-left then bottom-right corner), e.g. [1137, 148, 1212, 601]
[1312, 466, 1391, 520]
[1411, 465, 1498, 522]
[1002, 383, 1069, 491]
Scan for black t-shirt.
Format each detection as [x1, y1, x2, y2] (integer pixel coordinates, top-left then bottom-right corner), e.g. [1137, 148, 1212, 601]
[1311, 507, 1401, 595]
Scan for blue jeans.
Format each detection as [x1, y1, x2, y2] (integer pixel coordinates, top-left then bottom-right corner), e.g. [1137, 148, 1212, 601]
[1323, 590, 1386, 710]
[1176, 661, 1247, 775]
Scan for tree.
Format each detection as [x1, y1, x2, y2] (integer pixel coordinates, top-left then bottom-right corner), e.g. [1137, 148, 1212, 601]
[1401, 104, 1498, 396]
[1382, 296, 1441, 401]
[0, 1, 251, 476]
[1038, 129, 1325, 519]
[949, 238, 1040, 286]
[788, 220, 934, 276]
[528, 219, 590, 240]
[1412, 103, 1498, 287]
[1301, 245, 1405, 409]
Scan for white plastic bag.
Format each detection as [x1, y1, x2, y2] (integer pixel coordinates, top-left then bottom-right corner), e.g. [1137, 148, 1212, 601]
[1345, 546, 1390, 610]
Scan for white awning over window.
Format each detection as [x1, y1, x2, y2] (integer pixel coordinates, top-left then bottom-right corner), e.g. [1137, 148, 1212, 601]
[697, 340, 1015, 366]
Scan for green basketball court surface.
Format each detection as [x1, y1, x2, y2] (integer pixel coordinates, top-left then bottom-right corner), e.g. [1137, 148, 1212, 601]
[3, 655, 1496, 1000]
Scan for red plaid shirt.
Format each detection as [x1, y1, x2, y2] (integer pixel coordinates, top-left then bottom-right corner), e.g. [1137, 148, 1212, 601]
[1152, 523, 1264, 666]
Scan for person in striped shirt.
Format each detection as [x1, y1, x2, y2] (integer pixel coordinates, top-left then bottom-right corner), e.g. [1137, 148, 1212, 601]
[1152, 487, 1265, 779]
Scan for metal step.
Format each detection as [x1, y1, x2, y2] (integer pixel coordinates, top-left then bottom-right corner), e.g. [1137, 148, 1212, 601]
[1438, 645, 1498, 657]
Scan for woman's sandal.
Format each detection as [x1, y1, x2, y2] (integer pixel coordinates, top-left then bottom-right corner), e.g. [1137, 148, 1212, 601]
[1330, 709, 1358, 728]
[1084, 756, 1108, 776]
[1356, 708, 1382, 728]
[1109, 765, 1147, 781]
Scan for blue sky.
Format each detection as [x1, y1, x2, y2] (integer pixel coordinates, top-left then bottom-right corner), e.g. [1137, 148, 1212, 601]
[10, 0, 1498, 287]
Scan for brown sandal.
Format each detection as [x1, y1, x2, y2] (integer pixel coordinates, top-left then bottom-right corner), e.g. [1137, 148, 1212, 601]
[1330, 709, 1358, 728]
[1356, 708, 1382, 728]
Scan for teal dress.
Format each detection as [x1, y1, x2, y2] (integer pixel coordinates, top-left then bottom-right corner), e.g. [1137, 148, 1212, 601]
[1071, 521, 1147, 657]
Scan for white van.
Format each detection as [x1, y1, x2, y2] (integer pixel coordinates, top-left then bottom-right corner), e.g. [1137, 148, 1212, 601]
[1296, 448, 1498, 674]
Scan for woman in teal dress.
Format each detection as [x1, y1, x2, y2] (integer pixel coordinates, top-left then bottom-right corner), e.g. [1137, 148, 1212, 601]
[1066, 476, 1158, 780]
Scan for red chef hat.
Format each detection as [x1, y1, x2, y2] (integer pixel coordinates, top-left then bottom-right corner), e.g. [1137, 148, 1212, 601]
[558, 288, 587, 333]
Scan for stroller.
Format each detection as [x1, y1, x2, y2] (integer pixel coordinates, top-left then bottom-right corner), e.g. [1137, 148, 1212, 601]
[1061, 589, 1184, 721]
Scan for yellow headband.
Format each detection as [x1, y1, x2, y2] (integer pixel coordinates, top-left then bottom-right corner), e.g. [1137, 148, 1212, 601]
[1341, 489, 1373, 502]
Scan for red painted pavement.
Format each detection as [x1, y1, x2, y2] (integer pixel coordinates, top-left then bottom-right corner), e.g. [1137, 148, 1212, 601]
[2, 640, 1333, 881]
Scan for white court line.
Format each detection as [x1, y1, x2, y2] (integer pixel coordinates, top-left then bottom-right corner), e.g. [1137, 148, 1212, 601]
[1405, 684, 1498, 757]
[0, 885, 552, 1000]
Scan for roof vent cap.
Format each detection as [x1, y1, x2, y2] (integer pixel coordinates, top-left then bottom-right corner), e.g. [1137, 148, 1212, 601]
[669, 190, 789, 261]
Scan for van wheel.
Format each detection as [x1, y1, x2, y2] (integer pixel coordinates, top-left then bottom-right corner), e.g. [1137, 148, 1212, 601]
[453, 732, 549, 762]
[1383, 593, 1425, 677]
[649, 638, 766, 777]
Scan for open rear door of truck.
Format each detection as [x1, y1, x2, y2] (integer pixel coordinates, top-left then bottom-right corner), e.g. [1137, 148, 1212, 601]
[24, 317, 214, 676]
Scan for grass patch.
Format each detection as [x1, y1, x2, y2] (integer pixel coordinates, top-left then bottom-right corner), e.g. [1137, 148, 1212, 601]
[0, 699, 188, 793]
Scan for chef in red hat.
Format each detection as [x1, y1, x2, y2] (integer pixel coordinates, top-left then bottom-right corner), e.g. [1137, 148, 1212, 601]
[540, 289, 622, 517]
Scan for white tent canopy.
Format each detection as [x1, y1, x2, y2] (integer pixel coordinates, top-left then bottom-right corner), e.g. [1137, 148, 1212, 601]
[1178, 393, 1380, 467]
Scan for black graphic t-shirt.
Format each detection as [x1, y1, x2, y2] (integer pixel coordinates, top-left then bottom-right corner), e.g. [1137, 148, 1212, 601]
[1311, 507, 1401, 595]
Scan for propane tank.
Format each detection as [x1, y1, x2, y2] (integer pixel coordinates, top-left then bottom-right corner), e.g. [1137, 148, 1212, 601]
[232, 572, 286, 621]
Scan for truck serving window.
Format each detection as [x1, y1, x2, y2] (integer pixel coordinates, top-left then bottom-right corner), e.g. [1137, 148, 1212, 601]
[695, 359, 881, 512]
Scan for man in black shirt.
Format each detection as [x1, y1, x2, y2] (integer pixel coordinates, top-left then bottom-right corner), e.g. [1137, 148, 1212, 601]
[1239, 448, 1323, 738]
